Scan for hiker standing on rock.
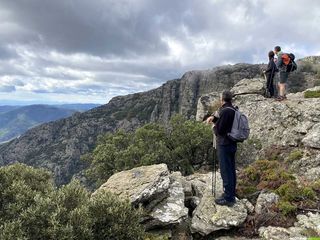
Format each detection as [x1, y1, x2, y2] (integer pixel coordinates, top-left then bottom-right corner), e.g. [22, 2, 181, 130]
[206, 90, 237, 206]
[274, 46, 289, 101]
[263, 51, 277, 98]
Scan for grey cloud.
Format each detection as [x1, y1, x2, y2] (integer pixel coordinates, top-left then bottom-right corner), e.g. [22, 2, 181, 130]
[0, 0, 319, 103]
[0, 85, 16, 92]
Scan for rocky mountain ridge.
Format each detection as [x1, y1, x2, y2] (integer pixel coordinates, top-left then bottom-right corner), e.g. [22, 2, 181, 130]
[0, 63, 263, 184]
[0, 57, 319, 184]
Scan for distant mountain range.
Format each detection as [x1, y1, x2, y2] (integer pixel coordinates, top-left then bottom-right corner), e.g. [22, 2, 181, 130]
[0, 104, 100, 143]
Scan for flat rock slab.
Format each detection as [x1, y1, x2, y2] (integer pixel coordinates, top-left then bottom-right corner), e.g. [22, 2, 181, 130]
[191, 194, 248, 236]
[147, 175, 189, 228]
[93, 164, 170, 205]
[231, 78, 265, 95]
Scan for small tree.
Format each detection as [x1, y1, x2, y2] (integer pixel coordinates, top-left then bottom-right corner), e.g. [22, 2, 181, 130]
[85, 115, 213, 186]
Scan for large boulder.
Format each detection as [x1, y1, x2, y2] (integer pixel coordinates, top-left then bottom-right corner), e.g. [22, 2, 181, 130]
[290, 153, 320, 181]
[190, 194, 249, 236]
[231, 78, 265, 95]
[93, 164, 170, 205]
[302, 123, 320, 149]
[196, 92, 221, 121]
[93, 164, 189, 229]
[146, 173, 189, 229]
[255, 192, 279, 215]
[185, 171, 225, 199]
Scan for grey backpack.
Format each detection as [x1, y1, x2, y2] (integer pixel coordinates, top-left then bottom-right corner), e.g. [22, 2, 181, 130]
[226, 107, 250, 142]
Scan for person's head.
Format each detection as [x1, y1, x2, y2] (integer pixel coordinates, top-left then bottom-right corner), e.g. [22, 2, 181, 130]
[220, 90, 233, 105]
[268, 50, 275, 59]
[274, 46, 281, 54]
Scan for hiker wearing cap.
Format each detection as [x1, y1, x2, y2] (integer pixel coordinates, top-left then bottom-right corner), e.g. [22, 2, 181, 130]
[274, 46, 288, 101]
[263, 51, 277, 98]
[206, 90, 237, 206]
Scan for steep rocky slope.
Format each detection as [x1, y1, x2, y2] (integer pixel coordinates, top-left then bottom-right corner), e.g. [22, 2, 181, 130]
[94, 164, 320, 239]
[0, 64, 262, 184]
[197, 78, 320, 181]
[93, 76, 320, 239]
[0, 57, 319, 184]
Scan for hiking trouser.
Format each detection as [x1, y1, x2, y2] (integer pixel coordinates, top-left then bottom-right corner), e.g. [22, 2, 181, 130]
[266, 73, 275, 97]
[217, 142, 237, 202]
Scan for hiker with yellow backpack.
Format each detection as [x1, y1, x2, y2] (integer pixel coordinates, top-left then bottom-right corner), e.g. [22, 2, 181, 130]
[274, 46, 297, 101]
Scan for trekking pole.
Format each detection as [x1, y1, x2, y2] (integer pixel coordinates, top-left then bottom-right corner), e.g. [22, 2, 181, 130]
[263, 72, 269, 97]
[212, 132, 217, 198]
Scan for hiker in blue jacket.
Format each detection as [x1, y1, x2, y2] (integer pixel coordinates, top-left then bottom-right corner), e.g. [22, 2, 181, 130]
[206, 90, 237, 206]
[263, 51, 277, 98]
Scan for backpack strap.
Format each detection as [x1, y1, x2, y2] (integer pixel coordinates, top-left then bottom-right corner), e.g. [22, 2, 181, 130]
[224, 106, 238, 111]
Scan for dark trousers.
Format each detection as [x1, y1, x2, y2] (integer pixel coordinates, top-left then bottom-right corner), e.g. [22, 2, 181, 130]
[217, 142, 237, 202]
[266, 74, 275, 97]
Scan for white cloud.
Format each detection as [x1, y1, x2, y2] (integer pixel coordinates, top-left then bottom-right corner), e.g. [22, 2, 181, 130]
[0, 0, 319, 104]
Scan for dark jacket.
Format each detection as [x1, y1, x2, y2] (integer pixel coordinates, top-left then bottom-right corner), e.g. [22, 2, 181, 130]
[265, 57, 277, 77]
[213, 102, 236, 145]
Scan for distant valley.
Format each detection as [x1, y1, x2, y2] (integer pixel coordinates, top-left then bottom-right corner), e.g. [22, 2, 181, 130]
[0, 104, 100, 143]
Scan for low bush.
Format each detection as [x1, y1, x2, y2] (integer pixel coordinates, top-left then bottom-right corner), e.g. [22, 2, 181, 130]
[238, 159, 320, 217]
[304, 90, 320, 98]
[0, 164, 145, 240]
[286, 149, 303, 163]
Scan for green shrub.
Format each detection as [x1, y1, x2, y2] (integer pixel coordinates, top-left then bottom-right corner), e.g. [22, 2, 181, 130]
[90, 191, 144, 240]
[0, 164, 145, 240]
[85, 115, 213, 186]
[304, 90, 320, 98]
[237, 160, 295, 200]
[278, 200, 297, 215]
[286, 149, 303, 163]
[299, 62, 314, 73]
[314, 79, 320, 86]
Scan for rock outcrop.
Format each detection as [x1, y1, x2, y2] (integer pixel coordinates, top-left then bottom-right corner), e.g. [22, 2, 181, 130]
[196, 77, 320, 170]
[93, 164, 253, 236]
[255, 192, 279, 215]
[190, 195, 249, 235]
[94, 162, 320, 239]
[93, 164, 188, 229]
[259, 212, 320, 239]
[93, 164, 171, 206]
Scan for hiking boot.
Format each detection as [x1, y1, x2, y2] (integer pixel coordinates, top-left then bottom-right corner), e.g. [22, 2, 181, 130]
[214, 198, 235, 207]
[275, 96, 285, 101]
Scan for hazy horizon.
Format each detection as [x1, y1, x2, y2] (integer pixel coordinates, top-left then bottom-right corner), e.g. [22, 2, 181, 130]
[1, 0, 319, 104]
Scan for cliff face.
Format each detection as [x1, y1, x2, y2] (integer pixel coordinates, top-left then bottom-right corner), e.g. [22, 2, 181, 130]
[0, 59, 318, 184]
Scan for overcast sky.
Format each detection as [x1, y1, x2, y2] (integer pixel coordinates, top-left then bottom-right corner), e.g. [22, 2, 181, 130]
[0, 0, 319, 104]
